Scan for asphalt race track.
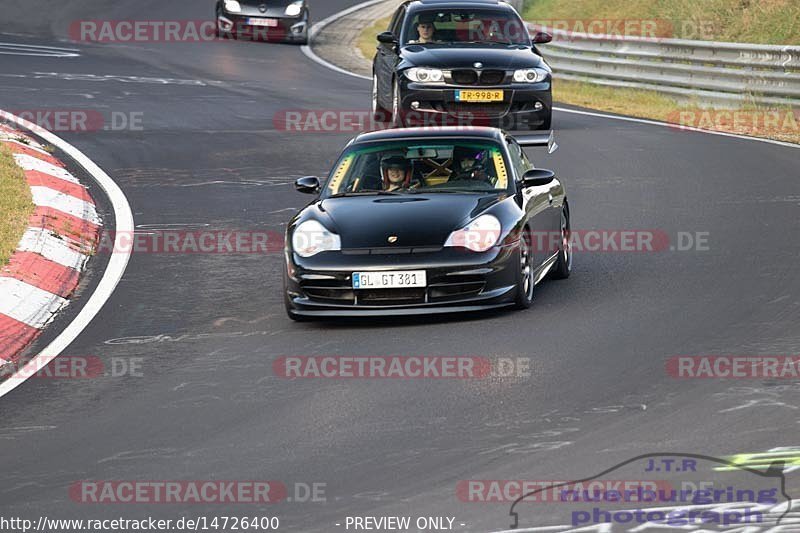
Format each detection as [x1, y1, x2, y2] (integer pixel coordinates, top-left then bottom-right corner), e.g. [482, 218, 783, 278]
[1, 1, 799, 531]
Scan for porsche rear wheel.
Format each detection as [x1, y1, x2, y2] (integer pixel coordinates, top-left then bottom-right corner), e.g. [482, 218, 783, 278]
[550, 205, 572, 280]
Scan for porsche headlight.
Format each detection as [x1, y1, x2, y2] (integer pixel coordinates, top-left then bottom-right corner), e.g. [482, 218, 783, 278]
[224, 0, 242, 13]
[513, 68, 548, 83]
[285, 1, 304, 16]
[292, 220, 341, 258]
[444, 214, 502, 252]
[405, 68, 444, 83]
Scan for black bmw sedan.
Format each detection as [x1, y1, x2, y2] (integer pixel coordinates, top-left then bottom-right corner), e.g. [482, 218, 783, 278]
[372, 0, 553, 130]
[283, 127, 571, 320]
[215, 0, 309, 43]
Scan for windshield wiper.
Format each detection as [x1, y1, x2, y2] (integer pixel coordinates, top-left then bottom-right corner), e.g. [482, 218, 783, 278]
[463, 40, 516, 46]
[408, 188, 497, 194]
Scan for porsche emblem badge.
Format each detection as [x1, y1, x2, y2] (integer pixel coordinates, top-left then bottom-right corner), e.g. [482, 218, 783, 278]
[388, 235, 399, 244]
[474, 62, 483, 69]
[259, 4, 268, 13]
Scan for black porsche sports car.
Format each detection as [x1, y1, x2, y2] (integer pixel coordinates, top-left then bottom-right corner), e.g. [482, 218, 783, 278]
[283, 127, 571, 320]
[216, 0, 309, 43]
[372, 0, 553, 130]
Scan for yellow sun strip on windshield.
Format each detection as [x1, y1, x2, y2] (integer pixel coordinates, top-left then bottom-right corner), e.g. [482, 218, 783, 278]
[492, 149, 507, 188]
[328, 154, 354, 194]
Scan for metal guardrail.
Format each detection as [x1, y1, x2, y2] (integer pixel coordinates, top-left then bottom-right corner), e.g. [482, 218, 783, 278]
[530, 26, 800, 107]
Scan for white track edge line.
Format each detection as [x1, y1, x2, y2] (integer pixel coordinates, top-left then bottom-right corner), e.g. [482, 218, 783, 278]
[553, 106, 800, 149]
[300, 0, 383, 81]
[301, 1, 800, 149]
[0, 109, 134, 396]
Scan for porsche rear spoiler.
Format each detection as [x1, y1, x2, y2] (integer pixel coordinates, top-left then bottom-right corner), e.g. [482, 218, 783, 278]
[513, 131, 558, 154]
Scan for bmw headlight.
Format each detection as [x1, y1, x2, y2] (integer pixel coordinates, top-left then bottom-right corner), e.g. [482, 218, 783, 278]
[444, 214, 502, 252]
[285, 1, 304, 17]
[292, 220, 341, 258]
[404, 68, 444, 83]
[224, 0, 242, 13]
[513, 68, 548, 83]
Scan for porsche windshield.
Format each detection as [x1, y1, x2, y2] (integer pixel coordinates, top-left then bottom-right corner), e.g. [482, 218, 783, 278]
[323, 140, 511, 197]
[403, 9, 530, 46]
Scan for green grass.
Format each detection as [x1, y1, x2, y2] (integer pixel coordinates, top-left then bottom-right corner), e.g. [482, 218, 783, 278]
[554, 79, 800, 144]
[358, 16, 392, 65]
[522, 0, 800, 44]
[0, 144, 34, 267]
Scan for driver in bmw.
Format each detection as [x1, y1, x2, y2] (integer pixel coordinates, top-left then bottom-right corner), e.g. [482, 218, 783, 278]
[409, 14, 440, 44]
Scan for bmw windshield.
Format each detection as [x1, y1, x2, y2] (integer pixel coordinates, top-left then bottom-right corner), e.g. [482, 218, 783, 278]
[402, 9, 531, 46]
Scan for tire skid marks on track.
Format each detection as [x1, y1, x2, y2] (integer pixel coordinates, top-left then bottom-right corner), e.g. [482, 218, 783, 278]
[111, 165, 303, 188]
[7, 72, 214, 86]
[0, 43, 81, 58]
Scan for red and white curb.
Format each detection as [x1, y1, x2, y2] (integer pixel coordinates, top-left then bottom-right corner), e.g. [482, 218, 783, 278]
[0, 111, 131, 398]
[0, 124, 102, 369]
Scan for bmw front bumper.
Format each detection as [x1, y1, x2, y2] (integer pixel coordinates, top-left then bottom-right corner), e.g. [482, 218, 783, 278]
[397, 80, 552, 129]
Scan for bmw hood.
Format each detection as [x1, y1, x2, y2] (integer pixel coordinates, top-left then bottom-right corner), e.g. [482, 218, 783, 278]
[400, 45, 546, 71]
[317, 194, 504, 249]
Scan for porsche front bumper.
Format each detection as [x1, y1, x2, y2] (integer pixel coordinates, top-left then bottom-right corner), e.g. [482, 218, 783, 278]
[284, 243, 521, 317]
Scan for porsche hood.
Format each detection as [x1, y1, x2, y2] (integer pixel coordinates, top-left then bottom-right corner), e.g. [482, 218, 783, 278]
[316, 193, 504, 249]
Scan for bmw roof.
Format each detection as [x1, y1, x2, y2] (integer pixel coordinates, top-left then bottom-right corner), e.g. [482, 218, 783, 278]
[403, 0, 512, 10]
[412, 0, 503, 5]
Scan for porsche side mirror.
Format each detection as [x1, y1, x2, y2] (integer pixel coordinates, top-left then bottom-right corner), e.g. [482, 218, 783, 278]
[295, 176, 320, 194]
[532, 31, 552, 44]
[522, 169, 555, 187]
[377, 31, 398, 45]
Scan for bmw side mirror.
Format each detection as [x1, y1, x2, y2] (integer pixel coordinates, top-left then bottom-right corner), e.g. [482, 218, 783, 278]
[522, 169, 555, 187]
[295, 176, 320, 194]
[532, 31, 552, 44]
[377, 31, 398, 45]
